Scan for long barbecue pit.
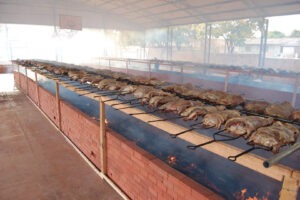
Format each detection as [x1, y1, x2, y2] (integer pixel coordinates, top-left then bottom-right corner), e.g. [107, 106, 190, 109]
[14, 59, 300, 199]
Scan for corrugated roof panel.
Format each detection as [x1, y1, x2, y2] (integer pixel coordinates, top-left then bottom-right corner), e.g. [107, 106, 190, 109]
[199, 1, 247, 14]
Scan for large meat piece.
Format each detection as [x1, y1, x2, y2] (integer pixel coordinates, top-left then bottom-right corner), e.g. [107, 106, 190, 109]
[200, 90, 226, 103]
[225, 116, 273, 138]
[68, 70, 86, 81]
[119, 85, 138, 94]
[290, 110, 300, 122]
[148, 96, 179, 108]
[248, 122, 299, 153]
[218, 94, 245, 107]
[80, 75, 104, 84]
[106, 81, 127, 91]
[265, 101, 294, 119]
[181, 105, 225, 121]
[244, 100, 270, 114]
[132, 86, 154, 98]
[202, 110, 240, 129]
[97, 79, 117, 89]
[159, 99, 203, 114]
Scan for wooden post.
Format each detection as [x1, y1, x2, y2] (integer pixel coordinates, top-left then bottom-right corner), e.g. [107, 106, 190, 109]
[35, 71, 40, 107]
[55, 81, 62, 130]
[99, 97, 107, 174]
[25, 67, 28, 95]
[291, 77, 299, 107]
[224, 70, 229, 92]
[279, 175, 299, 200]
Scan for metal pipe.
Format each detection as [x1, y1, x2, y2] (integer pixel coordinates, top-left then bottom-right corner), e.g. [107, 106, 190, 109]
[263, 142, 300, 168]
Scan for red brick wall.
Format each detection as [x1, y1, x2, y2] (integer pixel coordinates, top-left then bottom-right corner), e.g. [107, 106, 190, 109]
[38, 87, 59, 126]
[107, 130, 222, 200]
[60, 101, 101, 169]
[14, 72, 20, 86]
[28, 79, 39, 104]
[19, 73, 27, 92]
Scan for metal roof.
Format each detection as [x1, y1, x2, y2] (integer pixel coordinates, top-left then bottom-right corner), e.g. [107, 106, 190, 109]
[1, 0, 300, 30]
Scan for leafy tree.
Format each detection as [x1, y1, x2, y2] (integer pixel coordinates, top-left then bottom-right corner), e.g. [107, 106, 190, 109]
[211, 19, 258, 53]
[145, 28, 167, 47]
[119, 31, 144, 47]
[268, 31, 285, 38]
[290, 30, 300, 37]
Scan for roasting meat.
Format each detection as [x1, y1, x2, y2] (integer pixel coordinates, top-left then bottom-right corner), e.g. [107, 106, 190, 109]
[265, 101, 294, 119]
[132, 86, 154, 98]
[106, 81, 127, 91]
[248, 122, 299, 153]
[225, 116, 273, 138]
[119, 85, 138, 94]
[159, 100, 203, 114]
[218, 94, 244, 107]
[202, 110, 240, 129]
[148, 96, 179, 108]
[141, 89, 175, 105]
[244, 100, 270, 114]
[80, 75, 104, 84]
[290, 110, 300, 121]
[200, 90, 226, 103]
[97, 79, 117, 89]
[181, 105, 225, 121]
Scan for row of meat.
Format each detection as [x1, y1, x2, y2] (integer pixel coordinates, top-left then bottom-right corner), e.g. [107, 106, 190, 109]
[14, 60, 300, 153]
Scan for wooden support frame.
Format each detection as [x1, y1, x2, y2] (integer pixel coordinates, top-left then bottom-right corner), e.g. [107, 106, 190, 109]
[279, 175, 299, 200]
[99, 97, 107, 174]
[55, 81, 62, 129]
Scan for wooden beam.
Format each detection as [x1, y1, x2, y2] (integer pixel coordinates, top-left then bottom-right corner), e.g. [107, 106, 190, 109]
[99, 97, 107, 174]
[279, 175, 299, 200]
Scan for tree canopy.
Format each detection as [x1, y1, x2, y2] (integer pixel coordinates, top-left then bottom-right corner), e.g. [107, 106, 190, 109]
[268, 31, 285, 38]
[211, 19, 259, 53]
[290, 30, 300, 37]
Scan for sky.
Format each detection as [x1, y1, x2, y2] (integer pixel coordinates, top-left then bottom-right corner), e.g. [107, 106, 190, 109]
[267, 14, 300, 35]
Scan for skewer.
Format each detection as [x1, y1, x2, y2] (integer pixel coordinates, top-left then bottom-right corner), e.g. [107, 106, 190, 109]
[187, 130, 245, 150]
[263, 142, 300, 168]
[228, 145, 271, 161]
[111, 98, 143, 106]
[240, 110, 300, 126]
[148, 116, 184, 123]
[78, 90, 100, 96]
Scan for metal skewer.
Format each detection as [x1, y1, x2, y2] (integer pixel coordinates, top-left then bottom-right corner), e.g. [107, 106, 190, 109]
[263, 142, 300, 168]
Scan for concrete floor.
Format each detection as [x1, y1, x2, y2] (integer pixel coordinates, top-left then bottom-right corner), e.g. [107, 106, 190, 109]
[0, 76, 122, 200]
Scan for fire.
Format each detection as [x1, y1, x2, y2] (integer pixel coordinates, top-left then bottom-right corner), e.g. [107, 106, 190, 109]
[105, 119, 109, 126]
[167, 155, 177, 165]
[233, 188, 270, 200]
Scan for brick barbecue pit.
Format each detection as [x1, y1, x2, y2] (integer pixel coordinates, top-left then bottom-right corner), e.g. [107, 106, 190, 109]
[13, 63, 300, 200]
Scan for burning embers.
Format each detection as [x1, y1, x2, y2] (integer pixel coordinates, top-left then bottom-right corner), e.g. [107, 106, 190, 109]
[233, 188, 270, 200]
[167, 155, 177, 165]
